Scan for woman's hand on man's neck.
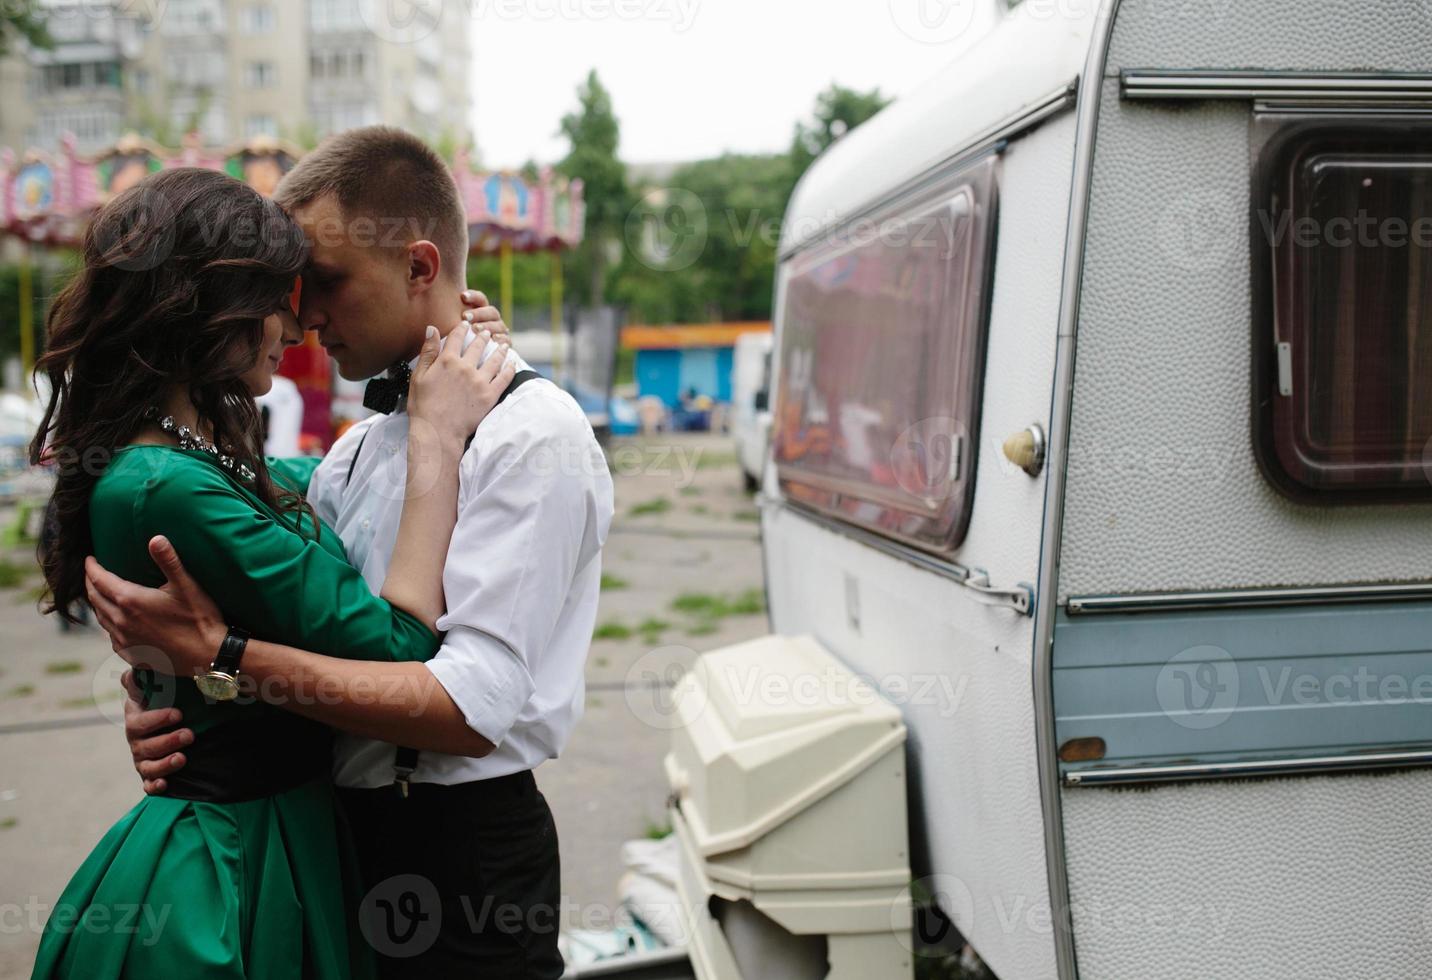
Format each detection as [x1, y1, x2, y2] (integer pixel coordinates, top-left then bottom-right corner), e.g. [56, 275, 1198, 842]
[403, 283, 468, 361]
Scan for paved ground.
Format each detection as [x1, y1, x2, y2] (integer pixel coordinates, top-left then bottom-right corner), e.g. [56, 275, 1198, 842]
[0, 432, 769, 977]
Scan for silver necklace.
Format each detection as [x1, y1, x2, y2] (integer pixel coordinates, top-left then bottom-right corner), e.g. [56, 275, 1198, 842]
[152, 412, 256, 482]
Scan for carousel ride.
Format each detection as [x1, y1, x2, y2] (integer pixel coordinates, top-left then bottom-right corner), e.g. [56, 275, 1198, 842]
[0, 130, 585, 450]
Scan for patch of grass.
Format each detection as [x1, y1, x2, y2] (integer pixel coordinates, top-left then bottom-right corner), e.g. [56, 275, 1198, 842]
[0, 558, 31, 589]
[45, 660, 85, 675]
[593, 656, 610, 669]
[5, 684, 35, 698]
[672, 592, 725, 617]
[643, 820, 673, 840]
[689, 504, 709, 516]
[672, 589, 766, 632]
[678, 486, 702, 497]
[627, 497, 673, 518]
[728, 588, 766, 616]
[592, 620, 633, 641]
[60, 696, 96, 709]
[732, 509, 760, 522]
[638, 617, 671, 644]
[0, 817, 16, 830]
[600, 573, 629, 591]
[694, 451, 739, 470]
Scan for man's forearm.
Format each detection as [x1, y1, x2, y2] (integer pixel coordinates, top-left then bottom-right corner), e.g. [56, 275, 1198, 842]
[239, 640, 495, 757]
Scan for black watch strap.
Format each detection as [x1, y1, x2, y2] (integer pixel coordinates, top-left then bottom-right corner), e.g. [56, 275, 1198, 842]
[214, 626, 250, 675]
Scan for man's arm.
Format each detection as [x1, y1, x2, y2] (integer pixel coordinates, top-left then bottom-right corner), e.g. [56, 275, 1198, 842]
[225, 643, 498, 757]
[87, 538, 494, 757]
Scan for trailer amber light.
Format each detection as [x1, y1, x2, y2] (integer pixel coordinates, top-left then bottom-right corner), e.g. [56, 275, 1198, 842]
[1058, 737, 1106, 763]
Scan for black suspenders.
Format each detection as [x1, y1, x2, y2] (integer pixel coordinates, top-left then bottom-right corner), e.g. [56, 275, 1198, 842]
[344, 368, 542, 797]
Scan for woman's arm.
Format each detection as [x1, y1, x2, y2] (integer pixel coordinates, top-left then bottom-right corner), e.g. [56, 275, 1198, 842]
[378, 325, 514, 630]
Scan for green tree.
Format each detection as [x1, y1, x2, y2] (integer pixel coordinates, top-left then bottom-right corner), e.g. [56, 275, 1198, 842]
[0, 252, 77, 363]
[611, 153, 789, 323]
[284, 120, 323, 152]
[0, 0, 51, 56]
[787, 84, 890, 191]
[556, 70, 629, 306]
[465, 250, 552, 322]
[603, 83, 888, 325]
[126, 87, 214, 147]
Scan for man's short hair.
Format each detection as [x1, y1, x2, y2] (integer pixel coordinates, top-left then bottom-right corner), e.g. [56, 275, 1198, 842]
[275, 125, 468, 279]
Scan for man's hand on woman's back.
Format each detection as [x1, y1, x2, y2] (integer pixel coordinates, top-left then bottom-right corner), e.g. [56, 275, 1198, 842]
[120, 670, 193, 796]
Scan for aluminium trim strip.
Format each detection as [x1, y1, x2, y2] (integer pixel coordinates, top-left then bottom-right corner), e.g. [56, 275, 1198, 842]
[1034, 3, 1122, 979]
[1122, 69, 1432, 102]
[1064, 749, 1432, 786]
[1066, 582, 1432, 614]
[763, 498, 1032, 615]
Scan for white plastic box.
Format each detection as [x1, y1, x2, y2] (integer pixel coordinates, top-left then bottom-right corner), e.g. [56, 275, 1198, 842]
[664, 635, 913, 980]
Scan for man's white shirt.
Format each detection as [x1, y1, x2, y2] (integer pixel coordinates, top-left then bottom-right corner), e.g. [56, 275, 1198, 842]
[306, 349, 614, 788]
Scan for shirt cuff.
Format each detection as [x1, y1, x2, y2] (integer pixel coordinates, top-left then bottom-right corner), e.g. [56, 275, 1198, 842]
[423, 629, 534, 748]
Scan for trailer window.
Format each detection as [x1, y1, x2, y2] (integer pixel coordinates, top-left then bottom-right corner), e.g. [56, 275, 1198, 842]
[773, 155, 997, 554]
[1255, 123, 1432, 500]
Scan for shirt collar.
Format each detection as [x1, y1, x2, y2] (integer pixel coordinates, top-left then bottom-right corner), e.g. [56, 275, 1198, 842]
[386, 333, 530, 416]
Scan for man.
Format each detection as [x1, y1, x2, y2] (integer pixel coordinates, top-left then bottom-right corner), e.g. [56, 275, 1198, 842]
[86, 126, 614, 979]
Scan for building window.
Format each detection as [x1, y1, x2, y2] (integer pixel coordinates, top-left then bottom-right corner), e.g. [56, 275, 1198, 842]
[167, 51, 226, 88]
[36, 107, 122, 152]
[171, 98, 228, 143]
[772, 154, 999, 554]
[161, 0, 222, 36]
[242, 4, 276, 34]
[313, 101, 378, 136]
[309, 0, 364, 32]
[1253, 120, 1432, 500]
[245, 61, 277, 88]
[245, 114, 278, 138]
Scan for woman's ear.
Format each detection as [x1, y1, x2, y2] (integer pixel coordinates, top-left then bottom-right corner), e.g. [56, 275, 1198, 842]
[406, 240, 443, 295]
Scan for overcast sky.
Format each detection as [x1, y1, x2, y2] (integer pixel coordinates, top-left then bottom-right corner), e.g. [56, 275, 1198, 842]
[467, 0, 1000, 168]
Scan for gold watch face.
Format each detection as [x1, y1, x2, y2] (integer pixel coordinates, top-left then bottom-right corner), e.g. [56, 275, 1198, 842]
[195, 671, 240, 702]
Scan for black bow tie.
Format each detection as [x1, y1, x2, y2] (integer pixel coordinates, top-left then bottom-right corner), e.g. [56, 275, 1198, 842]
[362, 360, 412, 415]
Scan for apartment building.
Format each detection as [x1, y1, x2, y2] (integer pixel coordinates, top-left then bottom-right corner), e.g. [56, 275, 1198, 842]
[0, 0, 472, 155]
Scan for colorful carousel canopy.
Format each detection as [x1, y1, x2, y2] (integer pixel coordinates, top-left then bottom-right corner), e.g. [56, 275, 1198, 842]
[0, 131, 585, 254]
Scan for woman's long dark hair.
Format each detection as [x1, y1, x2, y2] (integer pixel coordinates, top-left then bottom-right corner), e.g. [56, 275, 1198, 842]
[30, 167, 311, 622]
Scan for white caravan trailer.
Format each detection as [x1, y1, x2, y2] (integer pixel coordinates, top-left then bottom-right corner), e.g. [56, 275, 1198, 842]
[700, 1, 1432, 978]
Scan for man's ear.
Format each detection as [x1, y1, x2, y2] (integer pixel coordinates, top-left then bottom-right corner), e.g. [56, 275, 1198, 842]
[406, 240, 442, 296]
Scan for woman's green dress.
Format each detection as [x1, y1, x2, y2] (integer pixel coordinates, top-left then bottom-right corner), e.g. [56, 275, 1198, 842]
[31, 446, 440, 980]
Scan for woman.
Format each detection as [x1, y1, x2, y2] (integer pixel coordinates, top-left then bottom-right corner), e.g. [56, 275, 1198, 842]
[27, 167, 513, 979]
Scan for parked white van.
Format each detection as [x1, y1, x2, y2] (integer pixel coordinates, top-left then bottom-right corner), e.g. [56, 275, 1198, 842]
[669, 1, 1432, 978]
[730, 331, 773, 492]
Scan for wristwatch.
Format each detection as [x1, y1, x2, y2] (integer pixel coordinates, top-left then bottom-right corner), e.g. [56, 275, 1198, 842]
[195, 627, 249, 702]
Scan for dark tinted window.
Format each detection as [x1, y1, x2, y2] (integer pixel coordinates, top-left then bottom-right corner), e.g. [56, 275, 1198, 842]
[1255, 122, 1432, 499]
